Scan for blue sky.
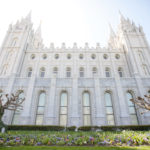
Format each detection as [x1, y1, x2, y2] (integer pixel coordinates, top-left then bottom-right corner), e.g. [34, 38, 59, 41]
[0, 0, 149, 47]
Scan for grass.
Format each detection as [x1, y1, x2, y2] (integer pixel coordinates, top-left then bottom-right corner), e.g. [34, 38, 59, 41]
[0, 146, 150, 150]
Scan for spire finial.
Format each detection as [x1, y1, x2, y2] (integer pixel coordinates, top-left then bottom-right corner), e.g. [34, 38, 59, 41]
[119, 10, 126, 23]
[26, 10, 32, 21]
[109, 23, 115, 37]
[35, 21, 42, 35]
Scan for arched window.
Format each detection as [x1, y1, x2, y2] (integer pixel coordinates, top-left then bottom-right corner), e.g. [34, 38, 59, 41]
[83, 92, 91, 126]
[138, 50, 144, 61]
[118, 67, 123, 77]
[12, 91, 25, 125]
[126, 91, 138, 125]
[40, 67, 45, 77]
[92, 67, 97, 76]
[105, 67, 110, 77]
[66, 67, 71, 78]
[104, 92, 115, 125]
[59, 92, 68, 126]
[143, 65, 149, 76]
[53, 67, 58, 75]
[79, 67, 84, 77]
[35, 92, 46, 125]
[10, 38, 18, 47]
[27, 67, 32, 77]
[0, 90, 3, 97]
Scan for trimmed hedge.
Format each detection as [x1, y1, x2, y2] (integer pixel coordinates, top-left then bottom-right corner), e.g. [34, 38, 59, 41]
[6, 125, 150, 131]
[101, 125, 150, 131]
[78, 126, 100, 131]
[66, 126, 76, 131]
[7, 125, 65, 131]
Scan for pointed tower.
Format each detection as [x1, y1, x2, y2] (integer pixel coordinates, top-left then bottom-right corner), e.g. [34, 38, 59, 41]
[32, 22, 43, 49]
[108, 23, 116, 49]
[0, 12, 33, 77]
[116, 12, 150, 77]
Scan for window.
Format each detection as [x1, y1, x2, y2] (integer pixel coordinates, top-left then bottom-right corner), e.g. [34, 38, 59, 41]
[92, 67, 97, 76]
[0, 90, 3, 97]
[10, 38, 18, 47]
[138, 51, 144, 61]
[143, 65, 149, 76]
[126, 92, 138, 125]
[115, 54, 120, 59]
[27, 67, 32, 77]
[66, 67, 71, 78]
[105, 67, 110, 77]
[91, 54, 96, 59]
[79, 67, 84, 77]
[79, 54, 83, 59]
[59, 92, 68, 126]
[40, 67, 45, 77]
[35, 92, 46, 125]
[31, 54, 35, 60]
[104, 92, 115, 125]
[12, 91, 25, 125]
[83, 92, 91, 126]
[67, 54, 71, 59]
[103, 54, 108, 59]
[42, 54, 47, 59]
[53, 67, 58, 75]
[55, 54, 59, 59]
[118, 67, 123, 77]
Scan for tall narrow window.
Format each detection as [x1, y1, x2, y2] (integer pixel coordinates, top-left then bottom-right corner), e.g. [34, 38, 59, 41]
[66, 67, 71, 78]
[143, 65, 149, 76]
[59, 92, 68, 126]
[118, 67, 123, 77]
[12, 91, 24, 125]
[104, 92, 115, 125]
[27, 67, 32, 77]
[83, 92, 91, 126]
[35, 92, 46, 125]
[0, 90, 3, 97]
[53, 67, 58, 74]
[126, 92, 138, 125]
[79, 67, 84, 77]
[138, 51, 144, 61]
[105, 67, 110, 77]
[11, 38, 18, 47]
[92, 67, 97, 76]
[40, 67, 45, 77]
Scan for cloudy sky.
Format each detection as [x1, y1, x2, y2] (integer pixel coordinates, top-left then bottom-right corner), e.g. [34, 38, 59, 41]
[0, 0, 150, 47]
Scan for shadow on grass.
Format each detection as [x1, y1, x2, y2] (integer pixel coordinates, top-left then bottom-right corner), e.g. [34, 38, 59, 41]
[0, 146, 149, 150]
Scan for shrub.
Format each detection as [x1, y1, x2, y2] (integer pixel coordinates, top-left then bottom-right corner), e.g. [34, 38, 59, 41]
[101, 125, 150, 131]
[78, 126, 100, 131]
[66, 126, 76, 131]
[7, 125, 65, 131]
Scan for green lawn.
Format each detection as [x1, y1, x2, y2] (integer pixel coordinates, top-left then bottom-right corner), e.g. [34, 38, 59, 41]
[0, 146, 150, 150]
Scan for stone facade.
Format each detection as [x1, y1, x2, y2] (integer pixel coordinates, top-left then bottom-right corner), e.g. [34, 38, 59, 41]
[0, 12, 150, 127]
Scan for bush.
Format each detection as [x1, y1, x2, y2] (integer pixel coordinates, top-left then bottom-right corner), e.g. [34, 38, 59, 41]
[66, 126, 76, 131]
[7, 125, 65, 131]
[101, 125, 150, 131]
[78, 126, 100, 131]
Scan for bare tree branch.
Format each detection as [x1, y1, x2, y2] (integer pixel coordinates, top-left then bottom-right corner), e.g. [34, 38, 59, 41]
[130, 94, 150, 114]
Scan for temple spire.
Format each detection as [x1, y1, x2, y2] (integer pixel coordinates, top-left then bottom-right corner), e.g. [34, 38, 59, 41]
[35, 21, 42, 36]
[25, 10, 32, 21]
[119, 10, 126, 23]
[109, 23, 115, 37]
